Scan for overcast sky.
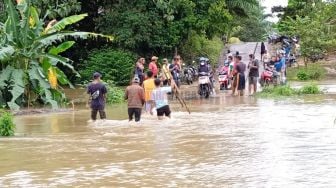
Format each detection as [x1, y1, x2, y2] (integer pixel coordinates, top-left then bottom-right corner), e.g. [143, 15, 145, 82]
[262, 0, 288, 22]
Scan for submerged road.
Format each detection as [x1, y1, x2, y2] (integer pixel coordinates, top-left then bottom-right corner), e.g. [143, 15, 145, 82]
[2, 43, 336, 187]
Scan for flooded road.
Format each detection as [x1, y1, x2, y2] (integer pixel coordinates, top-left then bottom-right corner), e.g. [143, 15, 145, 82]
[1, 94, 336, 187]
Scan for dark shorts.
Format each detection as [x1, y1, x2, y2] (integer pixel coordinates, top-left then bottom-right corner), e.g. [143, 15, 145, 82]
[156, 105, 171, 117]
[128, 108, 142, 122]
[249, 76, 258, 85]
[238, 73, 246, 90]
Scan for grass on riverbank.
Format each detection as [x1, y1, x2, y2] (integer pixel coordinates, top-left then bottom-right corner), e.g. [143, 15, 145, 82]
[286, 63, 326, 81]
[257, 83, 321, 98]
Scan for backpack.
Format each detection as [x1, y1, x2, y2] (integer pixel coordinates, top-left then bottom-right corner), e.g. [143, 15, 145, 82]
[91, 90, 100, 100]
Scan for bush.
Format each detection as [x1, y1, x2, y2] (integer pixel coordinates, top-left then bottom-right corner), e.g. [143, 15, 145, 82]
[299, 83, 321, 94]
[105, 81, 125, 104]
[258, 83, 321, 97]
[287, 63, 326, 81]
[297, 70, 309, 80]
[0, 111, 15, 136]
[79, 48, 136, 86]
[228, 37, 241, 44]
[180, 32, 224, 65]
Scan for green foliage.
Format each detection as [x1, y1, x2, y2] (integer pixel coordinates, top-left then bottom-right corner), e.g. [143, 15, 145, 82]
[105, 81, 125, 104]
[287, 64, 326, 81]
[31, 0, 81, 19]
[180, 32, 223, 64]
[277, 1, 336, 60]
[299, 83, 320, 94]
[79, 48, 136, 86]
[233, 5, 270, 42]
[0, 0, 111, 110]
[0, 111, 15, 136]
[95, 0, 260, 56]
[258, 83, 321, 97]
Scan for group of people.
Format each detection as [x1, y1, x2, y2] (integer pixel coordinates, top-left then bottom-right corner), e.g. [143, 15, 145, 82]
[221, 42, 288, 96]
[86, 55, 184, 122]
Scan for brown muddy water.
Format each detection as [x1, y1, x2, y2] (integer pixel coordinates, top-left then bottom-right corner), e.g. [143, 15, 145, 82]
[1, 93, 336, 187]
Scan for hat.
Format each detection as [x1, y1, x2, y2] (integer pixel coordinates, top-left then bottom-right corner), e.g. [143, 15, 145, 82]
[163, 58, 168, 63]
[151, 56, 158, 61]
[133, 77, 140, 83]
[93, 72, 102, 79]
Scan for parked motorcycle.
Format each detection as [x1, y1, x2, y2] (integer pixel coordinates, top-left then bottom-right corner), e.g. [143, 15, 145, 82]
[183, 67, 194, 85]
[218, 67, 230, 90]
[198, 72, 211, 98]
[260, 66, 280, 87]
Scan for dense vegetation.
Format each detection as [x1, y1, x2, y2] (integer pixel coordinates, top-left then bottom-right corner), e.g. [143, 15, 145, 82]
[0, 111, 15, 136]
[0, 0, 269, 109]
[275, 0, 336, 61]
[0, 0, 110, 110]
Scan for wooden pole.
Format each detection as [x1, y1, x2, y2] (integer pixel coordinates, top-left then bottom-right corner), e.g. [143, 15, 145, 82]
[163, 69, 191, 114]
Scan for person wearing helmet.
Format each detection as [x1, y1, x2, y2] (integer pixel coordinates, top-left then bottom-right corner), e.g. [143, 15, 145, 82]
[198, 57, 209, 75]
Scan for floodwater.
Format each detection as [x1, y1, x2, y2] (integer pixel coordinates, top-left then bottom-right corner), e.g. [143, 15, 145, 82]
[1, 93, 336, 187]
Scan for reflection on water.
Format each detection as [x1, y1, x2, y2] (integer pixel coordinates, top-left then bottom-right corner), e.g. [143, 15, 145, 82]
[1, 95, 336, 187]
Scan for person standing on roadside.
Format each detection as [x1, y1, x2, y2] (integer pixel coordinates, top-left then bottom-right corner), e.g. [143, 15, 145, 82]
[87, 72, 107, 121]
[235, 56, 246, 96]
[169, 56, 181, 88]
[248, 54, 259, 95]
[135, 57, 145, 85]
[125, 77, 145, 122]
[143, 71, 156, 112]
[149, 56, 159, 78]
[161, 58, 171, 86]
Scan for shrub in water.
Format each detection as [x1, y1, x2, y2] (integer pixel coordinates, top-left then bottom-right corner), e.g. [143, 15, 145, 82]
[0, 111, 15, 136]
[105, 81, 125, 104]
[297, 70, 309, 81]
[273, 85, 296, 96]
[299, 84, 320, 94]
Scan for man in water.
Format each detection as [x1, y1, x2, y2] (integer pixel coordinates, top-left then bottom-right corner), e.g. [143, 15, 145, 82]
[150, 79, 174, 120]
[234, 56, 246, 96]
[248, 54, 259, 95]
[87, 72, 107, 121]
[143, 71, 155, 112]
[125, 77, 145, 122]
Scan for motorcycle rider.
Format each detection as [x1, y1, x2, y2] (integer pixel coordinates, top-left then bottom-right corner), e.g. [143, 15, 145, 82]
[198, 57, 211, 95]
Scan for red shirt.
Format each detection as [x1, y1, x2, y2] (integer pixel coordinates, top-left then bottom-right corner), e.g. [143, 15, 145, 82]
[149, 62, 158, 76]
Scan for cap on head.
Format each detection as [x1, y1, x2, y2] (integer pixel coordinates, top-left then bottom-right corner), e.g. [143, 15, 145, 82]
[93, 72, 102, 79]
[151, 56, 158, 61]
[133, 77, 140, 83]
[163, 58, 168, 63]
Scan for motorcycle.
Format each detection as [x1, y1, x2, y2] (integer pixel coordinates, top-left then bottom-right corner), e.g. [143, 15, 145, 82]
[183, 67, 194, 85]
[260, 65, 280, 87]
[198, 72, 211, 98]
[218, 67, 230, 90]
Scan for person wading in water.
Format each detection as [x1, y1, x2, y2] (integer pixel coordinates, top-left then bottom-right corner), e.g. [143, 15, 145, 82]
[125, 77, 145, 122]
[150, 79, 175, 120]
[143, 71, 155, 113]
[248, 54, 259, 95]
[87, 72, 107, 121]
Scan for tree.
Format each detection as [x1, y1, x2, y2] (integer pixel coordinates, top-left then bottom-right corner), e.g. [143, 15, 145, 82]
[0, 0, 111, 110]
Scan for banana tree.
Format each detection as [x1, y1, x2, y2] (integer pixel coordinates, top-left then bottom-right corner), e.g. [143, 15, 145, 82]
[0, 0, 112, 110]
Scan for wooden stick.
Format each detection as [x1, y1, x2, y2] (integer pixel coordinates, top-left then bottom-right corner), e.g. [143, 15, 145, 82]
[163, 70, 191, 114]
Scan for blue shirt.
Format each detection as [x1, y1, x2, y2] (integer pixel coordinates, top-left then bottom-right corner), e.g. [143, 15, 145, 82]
[280, 57, 286, 68]
[151, 87, 172, 109]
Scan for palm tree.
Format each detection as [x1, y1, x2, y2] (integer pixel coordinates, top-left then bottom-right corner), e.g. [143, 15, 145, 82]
[0, 0, 111, 110]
